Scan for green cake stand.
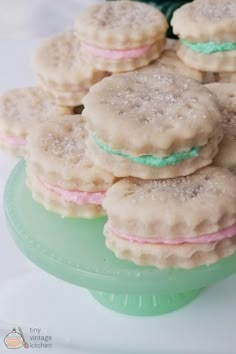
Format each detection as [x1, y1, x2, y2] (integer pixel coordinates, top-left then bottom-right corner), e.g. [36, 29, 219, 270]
[4, 161, 236, 316]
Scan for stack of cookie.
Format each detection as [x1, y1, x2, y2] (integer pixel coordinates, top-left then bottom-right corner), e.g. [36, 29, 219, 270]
[74, 0, 168, 73]
[2, 0, 236, 269]
[0, 31, 110, 158]
[23, 0, 169, 218]
[32, 0, 168, 107]
[0, 1, 169, 158]
[81, 70, 236, 269]
[171, 0, 236, 82]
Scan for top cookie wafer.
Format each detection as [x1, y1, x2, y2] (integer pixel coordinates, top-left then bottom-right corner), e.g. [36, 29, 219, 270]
[103, 167, 236, 239]
[172, 0, 236, 42]
[83, 71, 221, 156]
[0, 87, 71, 136]
[28, 115, 115, 191]
[74, 0, 168, 49]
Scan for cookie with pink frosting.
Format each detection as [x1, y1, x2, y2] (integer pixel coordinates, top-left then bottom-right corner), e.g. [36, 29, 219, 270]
[103, 166, 236, 269]
[74, 0, 168, 73]
[0, 87, 71, 157]
[32, 32, 109, 107]
[26, 115, 115, 218]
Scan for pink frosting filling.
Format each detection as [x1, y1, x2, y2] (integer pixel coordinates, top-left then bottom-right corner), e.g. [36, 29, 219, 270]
[109, 223, 236, 245]
[81, 41, 152, 60]
[0, 133, 26, 146]
[40, 179, 105, 205]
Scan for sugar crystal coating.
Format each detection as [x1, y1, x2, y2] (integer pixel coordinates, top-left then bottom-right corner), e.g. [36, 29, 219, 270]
[128, 171, 222, 203]
[38, 116, 86, 164]
[221, 110, 236, 134]
[206, 83, 236, 136]
[86, 72, 218, 127]
[0, 87, 68, 125]
[84, 71, 220, 136]
[83, 71, 223, 156]
[87, 1, 162, 27]
[76, 0, 167, 32]
[172, 0, 236, 44]
[195, 0, 236, 19]
[33, 32, 106, 83]
[103, 166, 236, 241]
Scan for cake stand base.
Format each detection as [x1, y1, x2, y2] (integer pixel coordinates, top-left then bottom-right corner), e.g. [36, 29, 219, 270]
[90, 289, 202, 316]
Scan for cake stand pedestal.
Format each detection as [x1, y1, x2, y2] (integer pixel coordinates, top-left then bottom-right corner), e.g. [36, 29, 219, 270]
[4, 161, 236, 316]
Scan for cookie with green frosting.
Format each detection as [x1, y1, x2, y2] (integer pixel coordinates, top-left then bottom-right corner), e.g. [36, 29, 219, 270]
[83, 71, 223, 179]
[172, 0, 236, 72]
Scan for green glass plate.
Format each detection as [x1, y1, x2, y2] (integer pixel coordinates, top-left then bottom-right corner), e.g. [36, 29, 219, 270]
[4, 161, 236, 316]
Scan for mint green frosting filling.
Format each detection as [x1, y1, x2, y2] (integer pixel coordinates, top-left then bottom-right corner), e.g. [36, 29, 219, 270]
[93, 136, 200, 168]
[182, 39, 236, 54]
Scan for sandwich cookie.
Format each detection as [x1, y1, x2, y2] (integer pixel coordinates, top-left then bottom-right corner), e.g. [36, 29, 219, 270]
[0, 87, 71, 157]
[74, 0, 168, 72]
[32, 32, 109, 107]
[172, 0, 236, 72]
[83, 71, 223, 179]
[103, 167, 236, 269]
[26, 115, 115, 218]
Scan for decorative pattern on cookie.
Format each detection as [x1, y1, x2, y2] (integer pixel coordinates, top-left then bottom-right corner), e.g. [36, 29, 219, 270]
[26, 115, 115, 218]
[171, 0, 236, 72]
[83, 71, 223, 179]
[206, 82, 236, 172]
[32, 32, 109, 107]
[74, 0, 168, 72]
[103, 167, 236, 269]
[0, 87, 71, 157]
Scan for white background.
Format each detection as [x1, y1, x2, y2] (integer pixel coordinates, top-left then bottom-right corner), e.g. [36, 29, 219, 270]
[0, 0, 101, 39]
[0, 1, 236, 353]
